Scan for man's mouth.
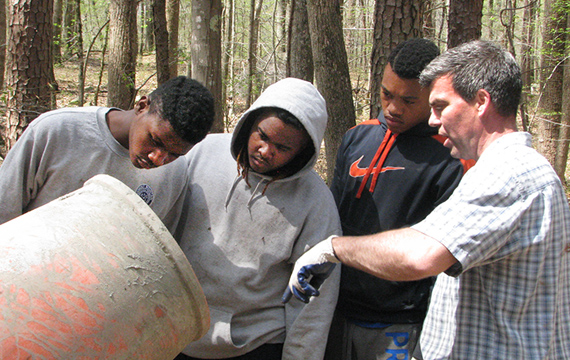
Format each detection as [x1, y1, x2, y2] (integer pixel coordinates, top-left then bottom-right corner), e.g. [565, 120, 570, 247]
[138, 157, 155, 169]
[385, 115, 401, 124]
[251, 155, 267, 168]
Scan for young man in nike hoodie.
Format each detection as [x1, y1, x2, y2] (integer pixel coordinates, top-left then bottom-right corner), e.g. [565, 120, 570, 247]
[325, 39, 470, 360]
[174, 78, 341, 360]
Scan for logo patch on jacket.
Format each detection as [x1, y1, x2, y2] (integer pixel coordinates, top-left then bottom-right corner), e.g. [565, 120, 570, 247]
[136, 184, 154, 205]
[349, 156, 404, 178]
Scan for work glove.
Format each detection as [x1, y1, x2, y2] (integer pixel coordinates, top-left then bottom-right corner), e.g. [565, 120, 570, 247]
[282, 236, 341, 304]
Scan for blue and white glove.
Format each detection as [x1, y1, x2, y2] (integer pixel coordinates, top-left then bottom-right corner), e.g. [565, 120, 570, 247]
[282, 236, 341, 304]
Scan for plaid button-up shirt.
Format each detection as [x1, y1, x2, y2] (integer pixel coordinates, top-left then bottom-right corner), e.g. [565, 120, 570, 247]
[413, 132, 570, 359]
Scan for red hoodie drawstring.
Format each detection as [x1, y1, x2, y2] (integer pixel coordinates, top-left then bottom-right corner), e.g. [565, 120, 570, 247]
[356, 129, 397, 199]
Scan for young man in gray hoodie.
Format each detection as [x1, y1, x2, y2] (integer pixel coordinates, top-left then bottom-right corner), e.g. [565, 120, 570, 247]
[0, 76, 214, 232]
[175, 78, 341, 360]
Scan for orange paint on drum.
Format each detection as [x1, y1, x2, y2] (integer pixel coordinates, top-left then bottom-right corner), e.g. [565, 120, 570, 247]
[0, 175, 209, 360]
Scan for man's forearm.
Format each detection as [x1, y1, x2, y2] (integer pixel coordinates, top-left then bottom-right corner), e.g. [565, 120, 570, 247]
[331, 228, 456, 281]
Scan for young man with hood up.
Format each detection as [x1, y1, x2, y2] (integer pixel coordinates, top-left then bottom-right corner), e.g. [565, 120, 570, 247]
[174, 78, 341, 360]
[0, 76, 214, 233]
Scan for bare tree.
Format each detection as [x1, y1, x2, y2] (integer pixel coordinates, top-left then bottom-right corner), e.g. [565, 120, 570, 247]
[520, 0, 539, 131]
[246, 0, 264, 107]
[287, 0, 313, 81]
[5, 0, 56, 150]
[191, 0, 223, 132]
[74, 0, 85, 105]
[222, 0, 235, 125]
[166, 0, 180, 77]
[306, 0, 356, 182]
[447, 0, 483, 48]
[535, 0, 565, 171]
[369, 0, 424, 119]
[107, 0, 138, 109]
[53, 0, 63, 62]
[152, 0, 170, 84]
[0, 0, 6, 90]
[557, 17, 570, 184]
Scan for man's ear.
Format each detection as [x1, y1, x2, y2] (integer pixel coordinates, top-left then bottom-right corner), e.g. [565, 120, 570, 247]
[475, 89, 491, 116]
[134, 96, 149, 114]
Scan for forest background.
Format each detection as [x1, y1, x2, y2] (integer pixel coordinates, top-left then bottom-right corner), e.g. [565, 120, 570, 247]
[1, 0, 570, 199]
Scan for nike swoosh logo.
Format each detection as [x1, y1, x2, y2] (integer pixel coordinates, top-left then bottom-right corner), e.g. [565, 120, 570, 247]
[349, 156, 405, 177]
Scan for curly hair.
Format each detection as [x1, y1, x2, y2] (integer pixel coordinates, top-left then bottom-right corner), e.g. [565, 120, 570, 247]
[387, 38, 440, 80]
[147, 76, 215, 144]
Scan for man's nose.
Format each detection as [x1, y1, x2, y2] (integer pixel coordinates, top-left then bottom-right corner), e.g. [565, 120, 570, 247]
[428, 112, 441, 128]
[148, 149, 168, 166]
[386, 100, 404, 116]
[258, 143, 273, 158]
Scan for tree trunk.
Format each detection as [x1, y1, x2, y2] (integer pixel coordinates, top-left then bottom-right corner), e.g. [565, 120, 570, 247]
[369, 0, 424, 119]
[520, 0, 538, 131]
[63, 0, 76, 59]
[0, 0, 6, 90]
[5, 0, 56, 149]
[554, 9, 570, 182]
[141, 0, 154, 53]
[222, 0, 235, 126]
[52, 0, 62, 62]
[166, 0, 180, 77]
[152, 0, 170, 84]
[447, 0, 483, 48]
[246, 0, 263, 108]
[503, 0, 516, 55]
[287, 0, 313, 81]
[74, 0, 84, 106]
[107, 0, 138, 109]
[306, 0, 356, 183]
[536, 0, 565, 167]
[191, 0, 223, 133]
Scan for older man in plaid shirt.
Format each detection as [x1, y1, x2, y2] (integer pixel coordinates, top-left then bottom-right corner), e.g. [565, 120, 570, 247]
[284, 40, 570, 360]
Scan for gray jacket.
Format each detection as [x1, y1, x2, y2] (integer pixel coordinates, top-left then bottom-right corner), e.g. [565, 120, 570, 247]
[177, 78, 341, 359]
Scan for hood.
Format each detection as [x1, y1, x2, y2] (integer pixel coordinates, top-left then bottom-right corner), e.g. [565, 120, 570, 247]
[230, 78, 328, 180]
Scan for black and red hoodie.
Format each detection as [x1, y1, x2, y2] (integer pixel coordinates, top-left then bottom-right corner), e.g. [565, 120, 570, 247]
[330, 114, 468, 324]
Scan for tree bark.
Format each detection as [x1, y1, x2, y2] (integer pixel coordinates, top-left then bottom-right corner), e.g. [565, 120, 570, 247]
[520, 0, 538, 131]
[447, 0, 483, 48]
[222, 0, 235, 125]
[74, 0, 84, 105]
[52, 0, 62, 62]
[306, 0, 356, 183]
[287, 0, 313, 81]
[5, 0, 56, 149]
[191, 0, 223, 133]
[0, 0, 5, 89]
[369, 0, 424, 119]
[152, 0, 170, 84]
[554, 8, 570, 182]
[246, 0, 264, 108]
[166, 0, 180, 77]
[107, 0, 138, 109]
[536, 0, 564, 168]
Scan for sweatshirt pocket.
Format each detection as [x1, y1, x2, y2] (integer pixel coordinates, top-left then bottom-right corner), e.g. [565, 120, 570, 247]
[184, 307, 247, 357]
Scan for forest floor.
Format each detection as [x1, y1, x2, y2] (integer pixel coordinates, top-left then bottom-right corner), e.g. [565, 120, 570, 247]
[0, 54, 569, 202]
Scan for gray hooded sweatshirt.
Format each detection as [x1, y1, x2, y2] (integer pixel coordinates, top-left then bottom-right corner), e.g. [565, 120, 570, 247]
[177, 78, 341, 359]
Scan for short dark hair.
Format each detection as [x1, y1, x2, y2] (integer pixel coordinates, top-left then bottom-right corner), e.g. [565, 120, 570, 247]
[419, 40, 522, 117]
[147, 76, 215, 144]
[387, 38, 440, 79]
